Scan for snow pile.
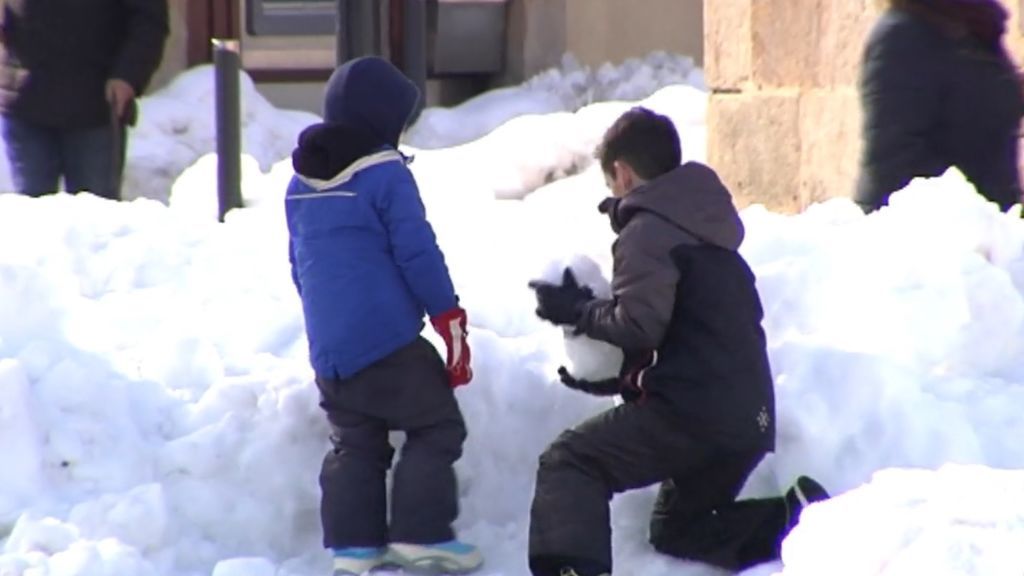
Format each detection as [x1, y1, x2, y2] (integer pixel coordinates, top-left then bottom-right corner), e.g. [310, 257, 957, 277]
[781, 464, 1024, 576]
[169, 81, 706, 225]
[0, 50, 1023, 576]
[739, 170, 1024, 502]
[404, 52, 705, 150]
[403, 83, 707, 204]
[0, 192, 324, 576]
[0, 51, 701, 206]
[125, 66, 318, 205]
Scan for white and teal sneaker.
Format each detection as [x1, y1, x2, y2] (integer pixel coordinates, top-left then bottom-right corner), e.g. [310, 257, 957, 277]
[331, 546, 388, 575]
[386, 540, 483, 574]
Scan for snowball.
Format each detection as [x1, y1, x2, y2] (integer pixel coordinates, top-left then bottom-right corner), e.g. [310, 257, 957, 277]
[533, 254, 624, 381]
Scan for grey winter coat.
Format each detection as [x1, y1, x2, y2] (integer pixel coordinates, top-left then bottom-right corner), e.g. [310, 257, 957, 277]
[580, 163, 775, 451]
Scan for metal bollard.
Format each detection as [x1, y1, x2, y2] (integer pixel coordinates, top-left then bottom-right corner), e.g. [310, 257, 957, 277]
[337, 0, 381, 64]
[401, 0, 428, 124]
[213, 39, 243, 223]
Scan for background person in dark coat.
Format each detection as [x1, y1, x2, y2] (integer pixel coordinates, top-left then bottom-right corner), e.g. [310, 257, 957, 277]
[856, 0, 1024, 212]
[527, 108, 825, 576]
[0, 0, 169, 200]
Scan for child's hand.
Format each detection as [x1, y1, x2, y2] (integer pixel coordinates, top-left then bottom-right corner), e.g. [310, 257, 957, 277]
[431, 307, 473, 387]
[528, 268, 595, 327]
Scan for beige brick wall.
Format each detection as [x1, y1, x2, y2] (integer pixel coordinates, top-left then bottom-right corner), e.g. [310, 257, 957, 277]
[565, 0, 703, 68]
[506, 0, 704, 82]
[1008, 0, 1024, 57]
[707, 90, 802, 209]
[798, 88, 863, 206]
[704, 0, 751, 90]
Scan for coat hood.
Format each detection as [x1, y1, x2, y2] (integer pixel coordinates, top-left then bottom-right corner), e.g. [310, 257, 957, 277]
[602, 162, 745, 250]
[322, 56, 420, 147]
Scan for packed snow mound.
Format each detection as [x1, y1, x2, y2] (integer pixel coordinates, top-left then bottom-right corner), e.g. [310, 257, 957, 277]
[165, 51, 704, 213]
[0, 51, 701, 205]
[129, 65, 318, 205]
[740, 168, 1024, 498]
[405, 83, 707, 204]
[404, 51, 704, 149]
[2, 48, 1024, 576]
[217, 81, 705, 228]
[2, 161, 1024, 576]
[781, 464, 1024, 576]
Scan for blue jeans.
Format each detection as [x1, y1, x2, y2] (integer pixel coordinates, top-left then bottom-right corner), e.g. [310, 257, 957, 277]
[2, 115, 125, 200]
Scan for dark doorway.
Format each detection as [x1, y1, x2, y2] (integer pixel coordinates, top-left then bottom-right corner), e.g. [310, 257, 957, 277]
[186, 0, 240, 66]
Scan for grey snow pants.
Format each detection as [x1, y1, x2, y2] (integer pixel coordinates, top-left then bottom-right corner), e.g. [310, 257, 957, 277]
[315, 336, 467, 549]
[528, 398, 766, 575]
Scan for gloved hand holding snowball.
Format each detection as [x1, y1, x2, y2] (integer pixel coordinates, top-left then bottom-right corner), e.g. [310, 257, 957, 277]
[528, 256, 624, 382]
[528, 268, 595, 328]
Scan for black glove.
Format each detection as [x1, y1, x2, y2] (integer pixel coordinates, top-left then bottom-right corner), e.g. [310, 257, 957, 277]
[556, 366, 621, 397]
[528, 268, 595, 327]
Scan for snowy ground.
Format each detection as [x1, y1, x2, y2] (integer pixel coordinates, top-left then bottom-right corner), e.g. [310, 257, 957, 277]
[2, 52, 1024, 576]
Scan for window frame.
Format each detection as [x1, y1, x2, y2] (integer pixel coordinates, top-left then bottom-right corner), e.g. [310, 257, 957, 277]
[246, 0, 338, 36]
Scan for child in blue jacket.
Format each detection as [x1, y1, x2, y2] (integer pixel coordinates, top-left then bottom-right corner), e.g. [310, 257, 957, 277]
[285, 56, 481, 576]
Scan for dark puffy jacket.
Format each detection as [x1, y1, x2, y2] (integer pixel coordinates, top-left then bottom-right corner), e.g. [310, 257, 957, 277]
[286, 57, 457, 380]
[856, 5, 1024, 211]
[0, 0, 168, 129]
[580, 163, 776, 452]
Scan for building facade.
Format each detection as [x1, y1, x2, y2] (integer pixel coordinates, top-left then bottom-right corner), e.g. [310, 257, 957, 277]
[163, 1, 1024, 211]
[158, 0, 702, 113]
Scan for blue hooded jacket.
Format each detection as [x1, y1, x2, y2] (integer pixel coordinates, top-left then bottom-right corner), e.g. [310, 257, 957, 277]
[285, 57, 457, 379]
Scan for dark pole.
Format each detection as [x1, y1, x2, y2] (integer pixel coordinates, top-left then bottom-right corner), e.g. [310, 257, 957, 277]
[401, 0, 428, 123]
[345, 0, 380, 62]
[213, 39, 243, 222]
[335, 0, 347, 65]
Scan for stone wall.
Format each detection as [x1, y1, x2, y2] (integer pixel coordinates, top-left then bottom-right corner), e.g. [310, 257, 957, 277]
[565, 0, 703, 70]
[706, 0, 1024, 213]
[504, 0, 703, 82]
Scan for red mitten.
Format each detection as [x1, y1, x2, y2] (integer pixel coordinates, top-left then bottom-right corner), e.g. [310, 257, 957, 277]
[431, 307, 473, 387]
